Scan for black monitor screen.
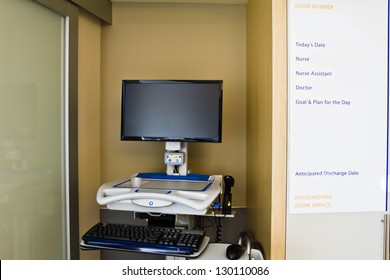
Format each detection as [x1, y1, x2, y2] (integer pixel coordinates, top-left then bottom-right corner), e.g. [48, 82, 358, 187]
[121, 80, 223, 143]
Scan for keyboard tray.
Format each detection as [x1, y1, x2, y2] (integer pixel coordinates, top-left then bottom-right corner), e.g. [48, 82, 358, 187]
[80, 236, 209, 258]
[80, 223, 209, 258]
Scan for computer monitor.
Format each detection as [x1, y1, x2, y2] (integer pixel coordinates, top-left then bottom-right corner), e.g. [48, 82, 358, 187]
[121, 80, 223, 143]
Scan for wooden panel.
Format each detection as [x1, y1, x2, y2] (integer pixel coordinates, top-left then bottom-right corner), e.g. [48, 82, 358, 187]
[270, 0, 287, 260]
[78, 9, 102, 260]
[246, 0, 287, 260]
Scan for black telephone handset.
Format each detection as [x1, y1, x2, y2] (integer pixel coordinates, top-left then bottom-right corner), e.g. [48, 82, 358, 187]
[222, 175, 235, 214]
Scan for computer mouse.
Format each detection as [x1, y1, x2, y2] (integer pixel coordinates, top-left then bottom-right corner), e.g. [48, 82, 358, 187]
[226, 244, 246, 260]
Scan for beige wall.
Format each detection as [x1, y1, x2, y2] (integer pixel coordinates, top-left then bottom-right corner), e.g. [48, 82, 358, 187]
[100, 3, 247, 206]
[78, 9, 102, 260]
[246, 0, 273, 259]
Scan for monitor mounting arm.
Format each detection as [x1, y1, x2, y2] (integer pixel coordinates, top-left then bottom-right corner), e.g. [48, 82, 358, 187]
[165, 142, 188, 176]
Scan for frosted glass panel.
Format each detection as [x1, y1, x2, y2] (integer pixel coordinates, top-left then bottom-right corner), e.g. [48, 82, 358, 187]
[0, 0, 66, 259]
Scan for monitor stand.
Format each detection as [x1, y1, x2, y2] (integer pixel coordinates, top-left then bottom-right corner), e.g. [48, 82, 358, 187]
[165, 142, 188, 176]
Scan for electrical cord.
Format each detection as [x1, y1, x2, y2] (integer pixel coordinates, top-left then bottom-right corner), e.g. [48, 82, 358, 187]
[195, 204, 226, 242]
[211, 205, 225, 243]
[214, 216, 222, 242]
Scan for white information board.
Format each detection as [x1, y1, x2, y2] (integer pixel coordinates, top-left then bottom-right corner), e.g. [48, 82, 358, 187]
[288, 0, 389, 213]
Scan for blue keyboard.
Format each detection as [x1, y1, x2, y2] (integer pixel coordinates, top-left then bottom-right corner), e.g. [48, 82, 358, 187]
[82, 223, 205, 255]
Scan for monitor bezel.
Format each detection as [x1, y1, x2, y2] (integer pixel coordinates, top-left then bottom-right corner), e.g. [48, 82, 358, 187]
[120, 79, 223, 143]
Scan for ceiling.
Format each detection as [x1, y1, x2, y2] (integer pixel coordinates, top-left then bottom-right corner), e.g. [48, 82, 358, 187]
[110, 0, 248, 4]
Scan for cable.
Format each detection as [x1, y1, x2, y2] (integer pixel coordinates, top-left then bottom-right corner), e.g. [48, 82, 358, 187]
[211, 205, 225, 243]
[214, 216, 222, 242]
[196, 206, 226, 242]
